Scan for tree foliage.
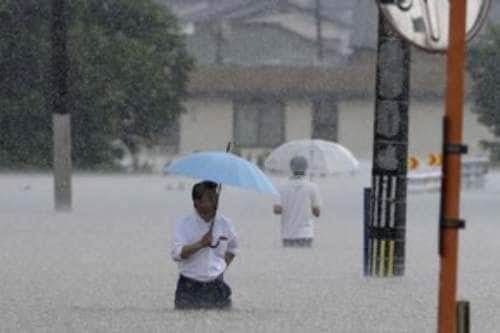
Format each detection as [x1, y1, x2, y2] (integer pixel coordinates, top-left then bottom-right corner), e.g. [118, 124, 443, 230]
[0, 0, 193, 170]
[468, 24, 500, 163]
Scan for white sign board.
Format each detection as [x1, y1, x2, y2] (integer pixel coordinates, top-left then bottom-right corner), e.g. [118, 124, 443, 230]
[376, 0, 491, 52]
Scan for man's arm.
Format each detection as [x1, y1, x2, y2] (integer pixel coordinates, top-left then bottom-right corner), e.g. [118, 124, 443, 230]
[225, 252, 235, 266]
[225, 224, 238, 267]
[310, 183, 322, 218]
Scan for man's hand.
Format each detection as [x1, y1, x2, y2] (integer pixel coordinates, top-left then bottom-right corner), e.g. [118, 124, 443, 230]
[199, 230, 213, 248]
[180, 231, 213, 259]
[225, 252, 235, 266]
[312, 206, 321, 218]
[273, 204, 283, 215]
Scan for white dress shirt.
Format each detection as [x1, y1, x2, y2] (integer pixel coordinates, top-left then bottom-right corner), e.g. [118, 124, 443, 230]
[171, 211, 238, 282]
[277, 176, 322, 239]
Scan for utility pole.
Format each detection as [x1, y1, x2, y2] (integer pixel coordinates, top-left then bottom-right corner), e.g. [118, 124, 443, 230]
[315, 0, 324, 62]
[50, 0, 72, 211]
[366, 10, 410, 277]
[214, 23, 224, 64]
[209, 0, 224, 64]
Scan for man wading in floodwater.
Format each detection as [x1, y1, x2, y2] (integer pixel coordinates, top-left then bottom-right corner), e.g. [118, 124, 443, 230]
[273, 156, 322, 247]
[171, 180, 238, 309]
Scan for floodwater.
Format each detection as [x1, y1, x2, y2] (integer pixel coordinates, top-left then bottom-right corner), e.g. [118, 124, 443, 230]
[1, 166, 499, 332]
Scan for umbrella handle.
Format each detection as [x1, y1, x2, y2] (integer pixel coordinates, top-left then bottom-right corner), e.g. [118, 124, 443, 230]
[208, 240, 221, 248]
[208, 236, 228, 248]
[208, 220, 219, 248]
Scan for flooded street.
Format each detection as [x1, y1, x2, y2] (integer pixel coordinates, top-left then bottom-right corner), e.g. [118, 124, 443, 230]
[1, 167, 499, 332]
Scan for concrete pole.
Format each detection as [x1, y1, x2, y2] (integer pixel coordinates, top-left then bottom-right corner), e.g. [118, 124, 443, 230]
[367, 10, 410, 277]
[53, 114, 72, 211]
[315, 0, 324, 62]
[51, 0, 72, 211]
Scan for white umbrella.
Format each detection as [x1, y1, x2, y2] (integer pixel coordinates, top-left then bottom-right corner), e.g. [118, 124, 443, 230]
[264, 139, 360, 176]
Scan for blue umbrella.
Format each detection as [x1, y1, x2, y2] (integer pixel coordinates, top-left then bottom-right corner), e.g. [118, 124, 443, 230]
[164, 151, 279, 196]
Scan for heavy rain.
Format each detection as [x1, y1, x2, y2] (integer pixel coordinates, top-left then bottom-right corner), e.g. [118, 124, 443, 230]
[1, 1, 500, 332]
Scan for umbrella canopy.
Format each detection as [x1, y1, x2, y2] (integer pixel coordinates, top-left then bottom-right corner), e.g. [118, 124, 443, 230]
[264, 139, 360, 176]
[164, 151, 279, 196]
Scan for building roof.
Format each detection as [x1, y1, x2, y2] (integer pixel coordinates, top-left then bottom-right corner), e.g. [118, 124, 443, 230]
[160, 0, 356, 55]
[161, 0, 500, 50]
[187, 50, 467, 99]
[159, 0, 284, 24]
[160, 0, 354, 24]
[245, 11, 352, 55]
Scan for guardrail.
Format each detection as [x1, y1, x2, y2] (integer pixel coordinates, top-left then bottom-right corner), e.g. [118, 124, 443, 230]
[407, 156, 490, 193]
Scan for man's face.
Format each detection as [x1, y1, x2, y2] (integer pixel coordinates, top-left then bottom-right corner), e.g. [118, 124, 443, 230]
[194, 189, 218, 221]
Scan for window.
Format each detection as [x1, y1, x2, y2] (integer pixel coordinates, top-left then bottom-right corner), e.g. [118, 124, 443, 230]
[233, 98, 285, 147]
[312, 97, 338, 142]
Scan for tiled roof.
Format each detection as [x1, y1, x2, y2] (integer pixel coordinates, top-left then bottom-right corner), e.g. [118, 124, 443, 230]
[187, 49, 467, 99]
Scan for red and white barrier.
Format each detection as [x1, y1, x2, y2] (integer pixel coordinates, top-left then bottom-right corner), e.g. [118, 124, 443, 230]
[407, 155, 489, 193]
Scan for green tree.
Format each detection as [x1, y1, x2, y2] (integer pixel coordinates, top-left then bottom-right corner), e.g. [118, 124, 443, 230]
[0, 1, 52, 169]
[0, 0, 193, 170]
[468, 25, 500, 163]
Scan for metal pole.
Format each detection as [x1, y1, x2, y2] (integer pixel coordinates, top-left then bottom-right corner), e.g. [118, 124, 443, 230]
[368, 9, 410, 277]
[51, 0, 72, 211]
[438, 0, 467, 331]
[315, 0, 324, 62]
[456, 300, 470, 333]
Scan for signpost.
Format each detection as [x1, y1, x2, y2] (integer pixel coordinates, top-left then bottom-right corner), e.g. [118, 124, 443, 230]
[376, 0, 491, 331]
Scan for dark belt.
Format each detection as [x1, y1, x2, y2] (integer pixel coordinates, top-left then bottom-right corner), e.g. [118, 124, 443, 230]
[179, 274, 223, 288]
[283, 238, 313, 247]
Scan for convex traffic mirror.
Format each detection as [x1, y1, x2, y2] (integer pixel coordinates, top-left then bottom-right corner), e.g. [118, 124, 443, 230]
[376, 0, 492, 52]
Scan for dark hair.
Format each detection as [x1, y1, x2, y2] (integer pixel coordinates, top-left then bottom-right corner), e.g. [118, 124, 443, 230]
[191, 180, 218, 201]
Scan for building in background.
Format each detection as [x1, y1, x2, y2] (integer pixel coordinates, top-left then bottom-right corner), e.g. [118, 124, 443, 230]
[161, 0, 354, 66]
[156, 0, 496, 167]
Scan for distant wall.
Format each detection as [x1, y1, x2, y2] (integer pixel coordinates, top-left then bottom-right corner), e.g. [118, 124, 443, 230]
[285, 99, 312, 141]
[338, 100, 374, 159]
[337, 98, 492, 160]
[177, 96, 492, 163]
[178, 97, 315, 165]
[409, 100, 491, 157]
[179, 97, 233, 153]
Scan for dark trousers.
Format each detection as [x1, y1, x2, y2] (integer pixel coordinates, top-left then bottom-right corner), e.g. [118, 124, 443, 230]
[174, 274, 232, 310]
[283, 238, 313, 247]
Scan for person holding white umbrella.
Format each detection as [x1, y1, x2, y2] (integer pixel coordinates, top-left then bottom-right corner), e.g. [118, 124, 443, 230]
[273, 156, 322, 247]
[264, 139, 360, 177]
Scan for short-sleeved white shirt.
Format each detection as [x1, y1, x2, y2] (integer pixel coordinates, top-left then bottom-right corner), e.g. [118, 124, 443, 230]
[171, 211, 238, 282]
[277, 176, 322, 239]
